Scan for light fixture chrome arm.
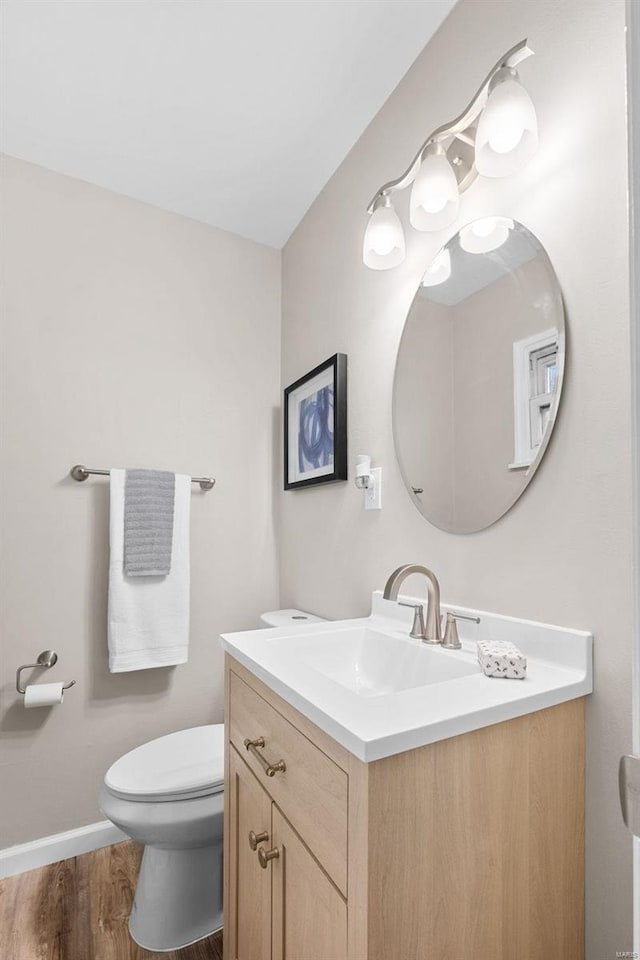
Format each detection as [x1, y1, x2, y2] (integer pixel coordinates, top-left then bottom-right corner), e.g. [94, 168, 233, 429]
[365, 38, 534, 214]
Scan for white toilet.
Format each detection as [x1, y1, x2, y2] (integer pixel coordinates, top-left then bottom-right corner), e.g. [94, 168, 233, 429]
[99, 608, 323, 952]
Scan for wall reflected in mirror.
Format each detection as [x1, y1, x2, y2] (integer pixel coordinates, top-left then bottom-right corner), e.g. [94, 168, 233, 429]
[393, 218, 565, 534]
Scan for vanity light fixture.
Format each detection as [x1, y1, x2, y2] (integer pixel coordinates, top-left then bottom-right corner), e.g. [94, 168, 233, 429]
[363, 39, 536, 270]
[475, 69, 538, 177]
[459, 216, 514, 254]
[362, 196, 406, 270]
[409, 143, 460, 232]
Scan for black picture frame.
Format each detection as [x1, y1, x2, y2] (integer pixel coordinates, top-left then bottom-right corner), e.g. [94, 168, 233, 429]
[284, 353, 347, 490]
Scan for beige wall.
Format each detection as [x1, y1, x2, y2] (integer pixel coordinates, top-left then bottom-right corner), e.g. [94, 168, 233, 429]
[280, 0, 632, 955]
[0, 156, 281, 846]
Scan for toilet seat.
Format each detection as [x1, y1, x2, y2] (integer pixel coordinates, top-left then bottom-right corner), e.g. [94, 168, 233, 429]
[104, 724, 224, 802]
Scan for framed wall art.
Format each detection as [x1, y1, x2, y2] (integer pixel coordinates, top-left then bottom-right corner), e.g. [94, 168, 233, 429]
[284, 353, 347, 490]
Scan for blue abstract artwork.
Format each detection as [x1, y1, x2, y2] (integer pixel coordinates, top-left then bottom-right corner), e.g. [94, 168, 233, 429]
[285, 353, 346, 489]
[298, 385, 334, 473]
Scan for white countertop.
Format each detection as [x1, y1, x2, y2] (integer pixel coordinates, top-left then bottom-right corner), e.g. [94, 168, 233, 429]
[220, 592, 593, 762]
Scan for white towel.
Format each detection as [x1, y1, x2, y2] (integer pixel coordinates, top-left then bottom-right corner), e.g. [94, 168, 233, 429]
[108, 468, 191, 672]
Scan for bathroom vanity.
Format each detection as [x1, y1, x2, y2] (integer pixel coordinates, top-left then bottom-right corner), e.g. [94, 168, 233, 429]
[222, 596, 591, 960]
[220, 179, 581, 960]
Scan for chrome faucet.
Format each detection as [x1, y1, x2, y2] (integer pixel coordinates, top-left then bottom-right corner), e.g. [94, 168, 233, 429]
[383, 563, 443, 645]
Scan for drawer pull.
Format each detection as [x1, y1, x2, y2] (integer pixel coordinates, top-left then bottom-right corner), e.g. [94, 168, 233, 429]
[244, 737, 287, 777]
[257, 846, 280, 869]
[248, 830, 269, 851]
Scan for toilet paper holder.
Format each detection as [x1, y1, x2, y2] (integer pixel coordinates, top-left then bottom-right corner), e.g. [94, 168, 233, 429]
[16, 650, 76, 695]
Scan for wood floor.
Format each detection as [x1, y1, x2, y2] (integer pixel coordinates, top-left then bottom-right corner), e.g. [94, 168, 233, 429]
[0, 841, 223, 960]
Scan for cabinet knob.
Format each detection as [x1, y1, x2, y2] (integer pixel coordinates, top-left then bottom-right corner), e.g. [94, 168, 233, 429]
[248, 830, 269, 851]
[257, 846, 280, 869]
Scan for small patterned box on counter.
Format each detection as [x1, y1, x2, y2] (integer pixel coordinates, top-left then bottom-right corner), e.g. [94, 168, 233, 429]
[477, 639, 527, 679]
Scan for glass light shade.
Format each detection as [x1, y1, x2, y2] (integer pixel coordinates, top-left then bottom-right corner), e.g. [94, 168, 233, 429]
[421, 248, 451, 286]
[409, 150, 459, 232]
[459, 216, 514, 254]
[475, 75, 538, 177]
[363, 200, 405, 270]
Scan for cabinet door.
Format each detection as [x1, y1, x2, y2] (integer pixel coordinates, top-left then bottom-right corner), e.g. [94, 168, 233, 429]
[271, 806, 347, 960]
[227, 748, 272, 960]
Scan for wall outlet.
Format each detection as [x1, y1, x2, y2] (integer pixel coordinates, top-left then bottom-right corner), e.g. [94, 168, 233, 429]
[364, 467, 382, 510]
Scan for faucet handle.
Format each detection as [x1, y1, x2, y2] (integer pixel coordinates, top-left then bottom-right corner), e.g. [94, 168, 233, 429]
[399, 602, 426, 640]
[442, 612, 461, 649]
[441, 611, 480, 650]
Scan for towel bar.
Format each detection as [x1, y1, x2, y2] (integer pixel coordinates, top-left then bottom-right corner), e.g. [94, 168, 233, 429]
[70, 464, 215, 491]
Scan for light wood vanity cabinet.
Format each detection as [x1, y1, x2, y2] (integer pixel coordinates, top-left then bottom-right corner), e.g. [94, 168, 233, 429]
[227, 747, 272, 960]
[223, 655, 585, 960]
[228, 666, 348, 893]
[271, 805, 348, 959]
[227, 739, 347, 960]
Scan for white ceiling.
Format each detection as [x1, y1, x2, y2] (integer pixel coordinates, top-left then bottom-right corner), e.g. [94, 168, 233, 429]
[0, 0, 457, 247]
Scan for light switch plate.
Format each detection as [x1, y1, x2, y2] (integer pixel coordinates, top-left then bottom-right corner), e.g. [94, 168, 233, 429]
[364, 467, 382, 510]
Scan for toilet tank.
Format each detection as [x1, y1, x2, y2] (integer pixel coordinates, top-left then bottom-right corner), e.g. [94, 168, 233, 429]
[259, 608, 326, 628]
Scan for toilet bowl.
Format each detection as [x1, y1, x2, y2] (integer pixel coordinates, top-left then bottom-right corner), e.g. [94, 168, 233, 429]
[100, 609, 324, 952]
[99, 724, 224, 952]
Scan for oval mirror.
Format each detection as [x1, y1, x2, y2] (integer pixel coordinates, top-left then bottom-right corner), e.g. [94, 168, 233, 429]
[393, 218, 565, 533]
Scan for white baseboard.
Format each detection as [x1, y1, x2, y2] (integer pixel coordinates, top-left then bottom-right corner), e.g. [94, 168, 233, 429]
[0, 820, 127, 879]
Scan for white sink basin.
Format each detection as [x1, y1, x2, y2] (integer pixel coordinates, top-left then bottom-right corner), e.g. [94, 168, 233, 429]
[267, 627, 480, 697]
[220, 591, 593, 762]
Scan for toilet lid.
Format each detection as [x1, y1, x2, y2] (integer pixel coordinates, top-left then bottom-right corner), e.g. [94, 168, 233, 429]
[105, 724, 225, 802]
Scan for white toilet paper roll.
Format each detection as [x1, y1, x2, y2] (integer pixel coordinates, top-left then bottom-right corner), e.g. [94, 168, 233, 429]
[24, 682, 65, 708]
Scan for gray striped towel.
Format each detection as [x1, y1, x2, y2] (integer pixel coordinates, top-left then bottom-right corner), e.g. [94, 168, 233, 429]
[123, 469, 176, 577]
